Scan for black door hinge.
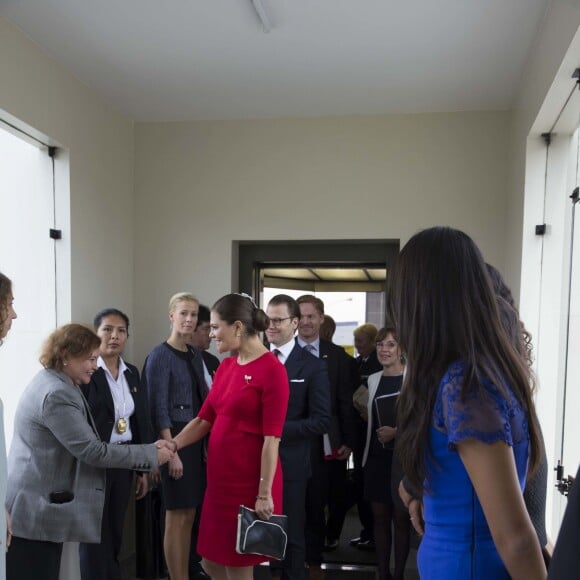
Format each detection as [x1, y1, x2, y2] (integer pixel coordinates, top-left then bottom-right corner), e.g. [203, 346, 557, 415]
[535, 224, 547, 235]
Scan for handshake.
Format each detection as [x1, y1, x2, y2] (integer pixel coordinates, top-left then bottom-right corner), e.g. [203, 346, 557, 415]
[154, 439, 178, 466]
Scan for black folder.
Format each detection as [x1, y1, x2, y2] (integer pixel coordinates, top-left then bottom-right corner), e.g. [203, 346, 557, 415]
[373, 391, 399, 427]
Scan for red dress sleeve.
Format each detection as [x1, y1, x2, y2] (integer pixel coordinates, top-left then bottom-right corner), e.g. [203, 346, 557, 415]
[261, 356, 290, 436]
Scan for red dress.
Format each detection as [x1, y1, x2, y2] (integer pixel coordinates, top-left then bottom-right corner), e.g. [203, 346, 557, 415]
[197, 351, 289, 566]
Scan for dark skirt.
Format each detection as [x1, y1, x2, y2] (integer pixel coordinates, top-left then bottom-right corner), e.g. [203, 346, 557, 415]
[363, 450, 394, 505]
[161, 421, 206, 510]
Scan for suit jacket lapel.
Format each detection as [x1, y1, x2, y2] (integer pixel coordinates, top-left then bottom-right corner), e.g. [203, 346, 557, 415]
[52, 369, 100, 437]
[78, 385, 100, 438]
[189, 347, 209, 399]
[93, 367, 115, 417]
[285, 343, 307, 378]
[124, 367, 140, 397]
[319, 339, 330, 360]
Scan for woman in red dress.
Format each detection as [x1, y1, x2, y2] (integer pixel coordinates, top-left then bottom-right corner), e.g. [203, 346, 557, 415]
[171, 293, 289, 580]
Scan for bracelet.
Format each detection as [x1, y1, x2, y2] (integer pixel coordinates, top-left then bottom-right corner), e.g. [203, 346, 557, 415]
[256, 495, 270, 501]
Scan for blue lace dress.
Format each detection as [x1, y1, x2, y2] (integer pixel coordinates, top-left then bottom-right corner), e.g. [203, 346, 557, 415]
[418, 361, 530, 579]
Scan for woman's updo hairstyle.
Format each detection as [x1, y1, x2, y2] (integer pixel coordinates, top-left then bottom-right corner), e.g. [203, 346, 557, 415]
[212, 293, 269, 335]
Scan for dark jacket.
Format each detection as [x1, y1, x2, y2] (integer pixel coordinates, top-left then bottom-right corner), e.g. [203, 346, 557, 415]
[201, 350, 220, 383]
[280, 343, 331, 481]
[81, 362, 154, 444]
[315, 339, 358, 454]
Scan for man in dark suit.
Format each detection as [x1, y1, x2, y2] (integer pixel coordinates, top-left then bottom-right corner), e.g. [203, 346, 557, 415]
[189, 304, 220, 389]
[349, 324, 383, 550]
[296, 295, 358, 579]
[80, 308, 155, 580]
[266, 294, 331, 580]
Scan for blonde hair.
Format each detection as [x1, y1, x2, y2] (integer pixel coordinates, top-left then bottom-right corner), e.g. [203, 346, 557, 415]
[354, 323, 378, 342]
[168, 292, 199, 312]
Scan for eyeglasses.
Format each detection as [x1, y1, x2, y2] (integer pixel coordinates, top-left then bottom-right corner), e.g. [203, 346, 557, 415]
[376, 341, 397, 349]
[268, 317, 293, 327]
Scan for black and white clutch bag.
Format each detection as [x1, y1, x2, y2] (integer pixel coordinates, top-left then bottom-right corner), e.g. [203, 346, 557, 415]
[236, 505, 288, 560]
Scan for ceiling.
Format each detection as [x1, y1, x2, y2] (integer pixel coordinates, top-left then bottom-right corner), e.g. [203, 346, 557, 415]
[0, 0, 549, 122]
[262, 265, 386, 292]
[263, 266, 385, 282]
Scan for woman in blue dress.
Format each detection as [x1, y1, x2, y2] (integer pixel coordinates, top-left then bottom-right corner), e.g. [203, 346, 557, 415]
[387, 227, 546, 579]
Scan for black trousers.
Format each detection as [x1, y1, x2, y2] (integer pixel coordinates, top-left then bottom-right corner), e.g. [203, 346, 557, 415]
[7, 536, 63, 580]
[271, 477, 308, 580]
[305, 458, 347, 564]
[326, 420, 373, 541]
[79, 467, 133, 580]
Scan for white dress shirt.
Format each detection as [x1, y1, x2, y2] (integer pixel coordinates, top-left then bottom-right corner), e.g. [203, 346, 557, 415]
[296, 336, 320, 358]
[98, 356, 135, 443]
[270, 338, 295, 365]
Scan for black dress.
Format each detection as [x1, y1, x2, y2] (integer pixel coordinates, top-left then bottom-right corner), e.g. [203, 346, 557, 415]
[363, 374, 402, 504]
[145, 343, 206, 509]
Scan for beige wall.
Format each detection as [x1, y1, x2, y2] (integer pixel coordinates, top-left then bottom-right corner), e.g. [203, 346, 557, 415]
[1, 0, 576, 368]
[0, 17, 518, 371]
[3, 0, 576, 364]
[134, 112, 511, 363]
[0, 17, 135, 332]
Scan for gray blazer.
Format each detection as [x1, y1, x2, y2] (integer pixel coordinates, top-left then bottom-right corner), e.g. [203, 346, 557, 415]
[6, 369, 158, 543]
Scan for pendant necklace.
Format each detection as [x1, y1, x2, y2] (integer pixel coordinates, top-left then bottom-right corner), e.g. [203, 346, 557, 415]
[113, 377, 128, 434]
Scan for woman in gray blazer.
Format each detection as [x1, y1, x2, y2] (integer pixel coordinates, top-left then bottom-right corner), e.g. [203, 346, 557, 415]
[5, 323, 174, 580]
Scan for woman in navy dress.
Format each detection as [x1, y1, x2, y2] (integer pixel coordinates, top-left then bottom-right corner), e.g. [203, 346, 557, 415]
[388, 227, 546, 579]
[361, 326, 409, 580]
[144, 292, 206, 580]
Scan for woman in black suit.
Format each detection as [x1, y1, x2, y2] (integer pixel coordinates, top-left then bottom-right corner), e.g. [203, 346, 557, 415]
[80, 308, 154, 580]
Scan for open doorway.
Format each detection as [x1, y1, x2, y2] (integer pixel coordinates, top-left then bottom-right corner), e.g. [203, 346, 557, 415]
[236, 240, 414, 574]
[260, 265, 386, 355]
[236, 239, 398, 355]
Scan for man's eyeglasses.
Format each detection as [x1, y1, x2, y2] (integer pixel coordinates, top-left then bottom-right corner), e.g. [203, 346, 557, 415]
[268, 317, 293, 327]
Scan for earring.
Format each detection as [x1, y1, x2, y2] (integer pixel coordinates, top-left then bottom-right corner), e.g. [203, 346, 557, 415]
[63, 362, 68, 366]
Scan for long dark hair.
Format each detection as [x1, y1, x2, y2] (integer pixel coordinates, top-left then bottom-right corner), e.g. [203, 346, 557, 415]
[387, 227, 541, 491]
[0, 272, 13, 346]
[486, 263, 534, 369]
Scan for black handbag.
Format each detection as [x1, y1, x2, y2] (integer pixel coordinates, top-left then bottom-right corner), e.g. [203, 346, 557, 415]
[235, 505, 288, 560]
